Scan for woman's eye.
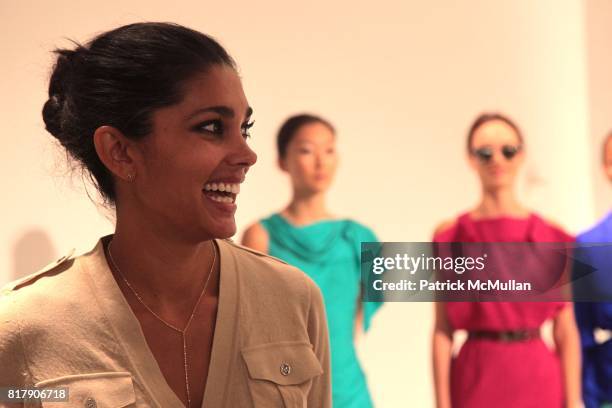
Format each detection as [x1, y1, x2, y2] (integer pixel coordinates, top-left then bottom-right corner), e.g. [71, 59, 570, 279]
[241, 121, 255, 139]
[194, 120, 224, 135]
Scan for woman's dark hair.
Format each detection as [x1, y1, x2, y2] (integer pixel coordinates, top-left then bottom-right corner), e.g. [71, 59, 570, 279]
[466, 112, 524, 151]
[42, 22, 236, 204]
[277, 114, 335, 159]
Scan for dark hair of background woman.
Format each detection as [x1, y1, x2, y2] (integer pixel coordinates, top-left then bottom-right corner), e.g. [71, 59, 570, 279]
[42, 22, 235, 204]
[276, 114, 335, 159]
[466, 112, 524, 151]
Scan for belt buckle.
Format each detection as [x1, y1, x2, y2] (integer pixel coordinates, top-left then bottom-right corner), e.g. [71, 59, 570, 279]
[500, 331, 526, 342]
[500, 331, 515, 342]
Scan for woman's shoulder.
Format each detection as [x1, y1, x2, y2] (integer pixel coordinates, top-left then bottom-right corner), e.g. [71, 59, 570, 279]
[219, 239, 328, 356]
[219, 238, 319, 296]
[576, 212, 612, 242]
[530, 212, 574, 241]
[434, 218, 458, 235]
[531, 212, 563, 229]
[342, 219, 377, 240]
[433, 216, 462, 241]
[240, 221, 269, 252]
[0, 249, 84, 335]
[257, 212, 286, 231]
[0, 250, 78, 297]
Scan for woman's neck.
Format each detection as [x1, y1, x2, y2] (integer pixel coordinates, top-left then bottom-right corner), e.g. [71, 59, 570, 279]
[474, 187, 529, 219]
[110, 212, 218, 310]
[282, 191, 332, 225]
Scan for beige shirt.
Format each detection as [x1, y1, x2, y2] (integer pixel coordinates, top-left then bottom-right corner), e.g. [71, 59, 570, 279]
[0, 237, 331, 408]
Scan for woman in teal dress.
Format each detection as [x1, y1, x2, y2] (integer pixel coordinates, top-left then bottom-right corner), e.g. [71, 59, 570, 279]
[242, 114, 382, 407]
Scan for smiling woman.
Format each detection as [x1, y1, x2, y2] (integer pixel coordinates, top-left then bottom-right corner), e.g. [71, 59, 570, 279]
[0, 23, 331, 408]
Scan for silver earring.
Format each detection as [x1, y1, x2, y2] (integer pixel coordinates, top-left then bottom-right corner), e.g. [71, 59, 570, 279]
[127, 173, 135, 182]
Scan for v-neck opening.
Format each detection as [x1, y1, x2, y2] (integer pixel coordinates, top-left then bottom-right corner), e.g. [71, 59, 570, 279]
[80, 237, 239, 408]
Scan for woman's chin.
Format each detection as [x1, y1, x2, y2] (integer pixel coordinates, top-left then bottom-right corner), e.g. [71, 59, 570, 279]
[484, 179, 513, 191]
[307, 181, 332, 193]
[480, 172, 512, 188]
[213, 224, 237, 240]
[198, 219, 236, 241]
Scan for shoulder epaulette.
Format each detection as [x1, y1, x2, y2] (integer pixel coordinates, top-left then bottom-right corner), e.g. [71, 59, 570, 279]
[1, 249, 76, 295]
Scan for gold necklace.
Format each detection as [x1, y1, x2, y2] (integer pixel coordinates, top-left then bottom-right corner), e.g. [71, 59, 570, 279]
[107, 239, 216, 408]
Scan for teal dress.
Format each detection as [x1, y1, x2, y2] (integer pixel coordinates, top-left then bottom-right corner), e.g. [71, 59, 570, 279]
[261, 214, 382, 408]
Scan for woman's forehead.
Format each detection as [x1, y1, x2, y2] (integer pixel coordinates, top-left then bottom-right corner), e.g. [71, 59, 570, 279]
[176, 66, 248, 115]
[293, 123, 335, 142]
[472, 120, 520, 146]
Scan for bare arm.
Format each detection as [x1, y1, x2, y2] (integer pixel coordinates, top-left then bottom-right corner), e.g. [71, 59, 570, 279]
[432, 302, 453, 408]
[553, 305, 582, 408]
[431, 220, 455, 408]
[240, 223, 269, 253]
[354, 298, 364, 338]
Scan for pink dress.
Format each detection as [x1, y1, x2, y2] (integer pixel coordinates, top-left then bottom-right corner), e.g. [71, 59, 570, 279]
[434, 213, 573, 408]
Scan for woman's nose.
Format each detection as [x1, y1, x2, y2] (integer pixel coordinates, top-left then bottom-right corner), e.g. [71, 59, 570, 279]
[314, 153, 324, 168]
[228, 135, 257, 169]
[490, 151, 505, 165]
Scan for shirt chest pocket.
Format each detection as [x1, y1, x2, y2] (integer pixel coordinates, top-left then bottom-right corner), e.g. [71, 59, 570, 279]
[242, 341, 323, 408]
[34, 372, 135, 408]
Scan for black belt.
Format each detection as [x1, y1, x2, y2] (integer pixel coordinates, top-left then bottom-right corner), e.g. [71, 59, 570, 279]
[468, 329, 540, 342]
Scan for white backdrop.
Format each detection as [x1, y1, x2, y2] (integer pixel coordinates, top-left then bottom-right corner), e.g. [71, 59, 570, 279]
[1, 0, 608, 406]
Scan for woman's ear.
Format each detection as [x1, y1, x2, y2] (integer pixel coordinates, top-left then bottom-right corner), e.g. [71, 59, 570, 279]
[278, 156, 288, 172]
[92, 125, 139, 182]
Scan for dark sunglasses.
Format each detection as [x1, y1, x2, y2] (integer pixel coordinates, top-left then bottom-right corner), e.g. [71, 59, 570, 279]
[471, 145, 522, 163]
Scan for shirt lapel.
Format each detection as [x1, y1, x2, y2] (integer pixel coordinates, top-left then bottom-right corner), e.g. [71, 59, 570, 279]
[200, 239, 239, 408]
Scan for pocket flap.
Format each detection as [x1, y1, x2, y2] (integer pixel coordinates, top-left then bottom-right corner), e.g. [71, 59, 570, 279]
[242, 341, 323, 385]
[35, 372, 135, 407]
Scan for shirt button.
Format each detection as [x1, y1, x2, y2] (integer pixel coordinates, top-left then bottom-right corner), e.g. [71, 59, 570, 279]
[85, 397, 97, 408]
[280, 362, 291, 376]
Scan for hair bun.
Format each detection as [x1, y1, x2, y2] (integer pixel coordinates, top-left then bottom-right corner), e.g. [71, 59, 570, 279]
[42, 93, 64, 138]
[42, 49, 77, 140]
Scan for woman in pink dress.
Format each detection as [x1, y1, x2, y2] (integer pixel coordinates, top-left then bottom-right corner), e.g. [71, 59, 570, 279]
[432, 113, 581, 408]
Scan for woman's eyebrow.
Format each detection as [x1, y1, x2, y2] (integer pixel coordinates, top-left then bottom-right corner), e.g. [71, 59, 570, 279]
[186, 106, 253, 121]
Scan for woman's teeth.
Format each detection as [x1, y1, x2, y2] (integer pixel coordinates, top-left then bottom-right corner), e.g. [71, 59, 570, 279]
[203, 182, 239, 204]
[204, 182, 240, 194]
[209, 195, 234, 203]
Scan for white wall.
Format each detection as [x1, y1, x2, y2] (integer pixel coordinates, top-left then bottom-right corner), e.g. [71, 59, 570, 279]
[0, 0, 601, 406]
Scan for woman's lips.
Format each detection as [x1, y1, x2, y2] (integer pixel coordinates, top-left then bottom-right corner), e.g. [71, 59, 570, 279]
[202, 181, 240, 214]
[202, 190, 237, 214]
